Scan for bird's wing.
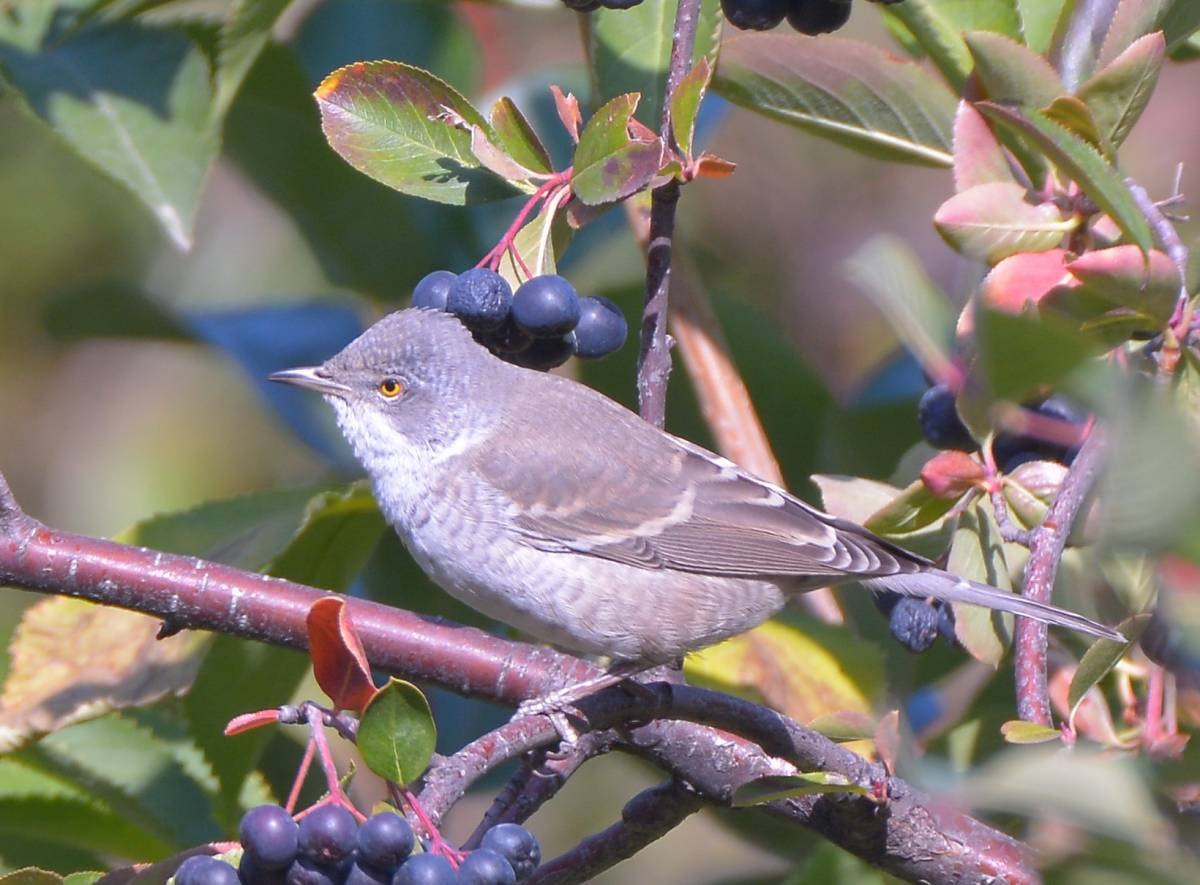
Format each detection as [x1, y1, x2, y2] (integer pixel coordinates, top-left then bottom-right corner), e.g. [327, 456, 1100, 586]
[474, 379, 924, 581]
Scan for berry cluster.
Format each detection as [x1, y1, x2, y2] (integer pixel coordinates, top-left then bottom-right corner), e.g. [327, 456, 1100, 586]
[412, 269, 627, 371]
[173, 806, 541, 885]
[918, 385, 1085, 473]
[560, 0, 644, 10]
[721, 0, 905, 34]
[873, 591, 955, 654]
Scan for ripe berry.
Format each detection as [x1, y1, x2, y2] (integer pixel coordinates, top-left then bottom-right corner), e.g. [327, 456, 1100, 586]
[457, 849, 516, 885]
[345, 864, 389, 885]
[391, 853, 456, 884]
[938, 602, 957, 645]
[175, 856, 239, 885]
[512, 275, 582, 338]
[720, 0, 788, 31]
[297, 805, 357, 866]
[478, 317, 533, 356]
[480, 824, 541, 881]
[447, 269, 513, 332]
[917, 385, 975, 452]
[787, 0, 852, 35]
[561, 0, 602, 9]
[992, 395, 1087, 472]
[572, 296, 627, 359]
[411, 270, 458, 311]
[283, 859, 338, 885]
[238, 854, 287, 885]
[240, 805, 299, 871]
[357, 812, 415, 874]
[889, 597, 941, 653]
[602, 0, 646, 7]
[507, 334, 575, 371]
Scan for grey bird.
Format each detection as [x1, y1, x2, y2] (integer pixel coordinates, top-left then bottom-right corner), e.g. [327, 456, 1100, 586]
[270, 308, 1123, 674]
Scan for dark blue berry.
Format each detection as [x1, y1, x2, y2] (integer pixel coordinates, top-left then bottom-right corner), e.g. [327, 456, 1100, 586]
[391, 854, 456, 885]
[297, 805, 357, 866]
[938, 602, 958, 645]
[176, 856, 239, 885]
[572, 296, 627, 359]
[507, 334, 575, 371]
[480, 824, 541, 881]
[787, 0, 852, 35]
[412, 271, 458, 311]
[561, 0, 602, 9]
[345, 864, 389, 885]
[720, 0, 788, 30]
[602, 0, 645, 8]
[889, 597, 941, 653]
[240, 805, 299, 871]
[357, 813, 414, 874]
[457, 849, 516, 885]
[512, 275, 582, 338]
[479, 317, 533, 356]
[993, 395, 1087, 472]
[447, 269, 512, 332]
[239, 853, 287, 885]
[917, 385, 976, 452]
[871, 590, 901, 618]
[284, 859, 337, 885]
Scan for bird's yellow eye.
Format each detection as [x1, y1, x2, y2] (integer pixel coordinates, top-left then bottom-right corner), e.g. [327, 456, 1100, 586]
[378, 378, 404, 399]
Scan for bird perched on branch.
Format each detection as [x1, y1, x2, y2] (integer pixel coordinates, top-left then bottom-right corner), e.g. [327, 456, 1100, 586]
[271, 309, 1122, 685]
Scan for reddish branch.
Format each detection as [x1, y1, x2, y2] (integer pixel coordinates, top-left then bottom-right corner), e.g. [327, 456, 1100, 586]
[1014, 429, 1109, 725]
[0, 471, 1037, 884]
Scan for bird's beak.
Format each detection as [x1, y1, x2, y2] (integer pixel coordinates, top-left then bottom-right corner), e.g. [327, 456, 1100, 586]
[268, 366, 351, 397]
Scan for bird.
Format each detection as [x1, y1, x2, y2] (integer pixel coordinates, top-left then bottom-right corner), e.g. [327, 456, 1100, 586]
[270, 307, 1123, 677]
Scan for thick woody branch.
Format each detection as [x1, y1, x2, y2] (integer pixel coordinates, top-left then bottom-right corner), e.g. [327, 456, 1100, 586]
[0, 474, 1035, 884]
[1014, 429, 1108, 725]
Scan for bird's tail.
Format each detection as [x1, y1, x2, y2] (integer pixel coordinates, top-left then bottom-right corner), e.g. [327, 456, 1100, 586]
[862, 570, 1125, 643]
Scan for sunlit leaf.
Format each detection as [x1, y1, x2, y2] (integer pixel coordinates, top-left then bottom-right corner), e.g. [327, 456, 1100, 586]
[935, 181, 1075, 262]
[948, 501, 1013, 667]
[357, 679, 436, 786]
[951, 100, 1015, 192]
[1000, 719, 1061, 743]
[1079, 32, 1165, 151]
[307, 598, 377, 712]
[965, 30, 1065, 108]
[731, 772, 869, 807]
[670, 58, 711, 158]
[864, 480, 957, 535]
[570, 93, 663, 205]
[977, 307, 1098, 402]
[489, 96, 553, 176]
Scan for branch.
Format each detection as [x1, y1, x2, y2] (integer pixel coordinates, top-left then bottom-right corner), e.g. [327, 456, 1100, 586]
[636, 0, 702, 428]
[1014, 429, 1109, 725]
[0, 474, 1037, 884]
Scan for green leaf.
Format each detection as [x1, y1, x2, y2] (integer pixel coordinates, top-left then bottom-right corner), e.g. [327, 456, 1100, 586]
[947, 501, 1013, 667]
[964, 30, 1066, 108]
[1000, 719, 1062, 744]
[315, 61, 515, 205]
[863, 480, 957, 536]
[266, 483, 386, 593]
[731, 772, 869, 807]
[0, 870, 63, 885]
[845, 236, 955, 376]
[1066, 245, 1180, 325]
[570, 93, 663, 205]
[1067, 623, 1144, 721]
[935, 181, 1076, 263]
[975, 103, 1154, 253]
[357, 679, 436, 786]
[813, 474, 955, 558]
[590, 0, 722, 130]
[806, 711, 876, 741]
[211, 0, 291, 121]
[976, 307, 1096, 401]
[0, 22, 218, 249]
[496, 201, 574, 290]
[1096, 0, 1173, 69]
[670, 58, 711, 158]
[715, 34, 956, 167]
[1079, 32, 1165, 151]
[489, 97, 553, 176]
[1161, 0, 1200, 53]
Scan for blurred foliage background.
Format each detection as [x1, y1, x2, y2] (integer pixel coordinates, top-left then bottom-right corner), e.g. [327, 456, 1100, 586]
[1, 1, 1199, 882]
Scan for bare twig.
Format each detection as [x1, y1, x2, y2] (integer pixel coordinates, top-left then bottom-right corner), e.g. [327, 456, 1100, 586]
[1014, 429, 1109, 725]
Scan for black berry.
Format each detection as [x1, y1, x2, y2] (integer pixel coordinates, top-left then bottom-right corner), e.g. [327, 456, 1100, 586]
[447, 269, 513, 332]
[602, 0, 645, 7]
[561, 0, 602, 9]
[240, 805, 300, 871]
[480, 824, 541, 881]
[284, 859, 338, 885]
[720, 0, 788, 30]
[391, 853, 456, 885]
[297, 805, 358, 866]
[176, 856, 239, 885]
[457, 850, 516, 885]
[512, 275, 582, 338]
[786, 0, 852, 34]
[345, 864, 389, 885]
[238, 854, 287, 885]
[507, 334, 575, 371]
[572, 296, 627, 359]
[992, 395, 1087, 472]
[889, 597, 941, 653]
[938, 602, 957, 645]
[357, 812, 415, 874]
[480, 317, 533, 356]
[917, 385, 975, 452]
[411, 271, 457, 311]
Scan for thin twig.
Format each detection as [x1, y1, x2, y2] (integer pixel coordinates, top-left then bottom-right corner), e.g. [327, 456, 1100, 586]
[1014, 429, 1109, 725]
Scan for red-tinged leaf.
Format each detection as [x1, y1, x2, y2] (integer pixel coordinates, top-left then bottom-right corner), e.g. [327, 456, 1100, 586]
[627, 115, 658, 142]
[964, 31, 1066, 108]
[920, 450, 984, 499]
[980, 249, 1074, 314]
[935, 181, 1076, 263]
[1000, 719, 1062, 744]
[1080, 32, 1166, 151]
[571, 93, 664, 205]
[315, 61, 514, 205]
[1042, 95, 1106, 154]
[671, 57, 711, 157]
[307, 597, 376, 712]
[1067, 246, 1180, 324]
[875, 710, 900, 775]
[1096, 0, 1174, 68]
[225, 709, 281, 736]
[974, 102, 1154, 254]
[469, 126, 543, 183]
[489, 96, 553, 175]
[694, 153, 736, 179]
[952, 100, 1015, 192]
[550, 84, 582, 143]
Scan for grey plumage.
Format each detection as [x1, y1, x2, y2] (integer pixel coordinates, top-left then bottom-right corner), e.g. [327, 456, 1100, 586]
[271, 308, 1123, 664]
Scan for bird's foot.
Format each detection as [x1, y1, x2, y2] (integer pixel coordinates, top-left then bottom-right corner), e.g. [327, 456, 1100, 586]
[514, 663, 649, 747]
